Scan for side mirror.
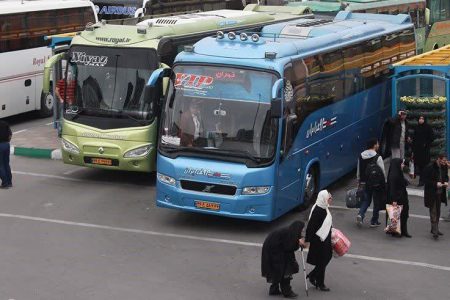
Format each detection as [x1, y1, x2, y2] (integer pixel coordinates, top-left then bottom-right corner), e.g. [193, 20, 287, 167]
[270, 78, 284, 118]
[147, 67, 171, 87]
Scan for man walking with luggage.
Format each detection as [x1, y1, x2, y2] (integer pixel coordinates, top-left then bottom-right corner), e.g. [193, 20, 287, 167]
[356, 138, 386, 227]
[423, 153, 448, 239]
[0, 120, 12, 189]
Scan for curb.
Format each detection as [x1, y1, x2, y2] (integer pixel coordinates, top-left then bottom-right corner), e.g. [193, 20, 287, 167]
[10, 146, 62, 160]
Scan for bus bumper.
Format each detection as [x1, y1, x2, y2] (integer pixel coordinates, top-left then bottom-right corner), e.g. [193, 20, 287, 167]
[156, 181, 275, 221]
[61, 137, 156, 172]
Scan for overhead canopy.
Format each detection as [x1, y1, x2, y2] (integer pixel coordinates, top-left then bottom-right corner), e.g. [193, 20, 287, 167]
[394, 45, 450, 67]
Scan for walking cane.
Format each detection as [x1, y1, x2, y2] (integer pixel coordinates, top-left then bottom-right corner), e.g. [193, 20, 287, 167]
[300, 247, 308, 297]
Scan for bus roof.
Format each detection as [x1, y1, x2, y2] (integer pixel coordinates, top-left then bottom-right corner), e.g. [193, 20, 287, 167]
[70, 6, 313, 47]
[288, 0, 424, 13]
[0, 0, 95, 14]
[176, 12, 413, 70]
[288, 1, 343, 13]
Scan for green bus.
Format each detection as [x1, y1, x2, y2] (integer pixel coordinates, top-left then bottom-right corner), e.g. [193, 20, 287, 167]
[288, 0, 450, 53]
[43, 5, 313, 172]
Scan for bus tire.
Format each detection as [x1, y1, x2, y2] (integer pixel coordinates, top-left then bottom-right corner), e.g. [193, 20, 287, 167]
[38, 90, 54, 118]
[297, 166, 319, 211]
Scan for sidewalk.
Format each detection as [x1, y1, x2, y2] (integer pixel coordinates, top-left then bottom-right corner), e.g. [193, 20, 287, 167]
[11, 123, 61, 160]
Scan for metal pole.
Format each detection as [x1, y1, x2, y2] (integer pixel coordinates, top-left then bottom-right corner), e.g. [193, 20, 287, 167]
[300, 248, 308, 297]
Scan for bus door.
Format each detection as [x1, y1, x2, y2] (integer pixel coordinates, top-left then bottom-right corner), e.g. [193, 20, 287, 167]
[273, 76, 302, 214]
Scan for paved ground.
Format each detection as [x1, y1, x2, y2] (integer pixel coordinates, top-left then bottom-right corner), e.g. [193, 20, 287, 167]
[6, 112, 59, 150]
[1, 155, 449, 300]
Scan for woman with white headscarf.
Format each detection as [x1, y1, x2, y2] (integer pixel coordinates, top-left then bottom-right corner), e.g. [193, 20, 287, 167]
[305, 190, 333, 292]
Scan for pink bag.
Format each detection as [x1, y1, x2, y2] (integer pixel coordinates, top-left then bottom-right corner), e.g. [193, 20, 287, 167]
[331, 228, 351, 257]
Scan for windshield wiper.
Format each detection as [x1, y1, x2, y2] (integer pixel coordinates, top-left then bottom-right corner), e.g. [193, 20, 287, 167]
[116, 110, 146, 125]
[202, 147, 261, 163]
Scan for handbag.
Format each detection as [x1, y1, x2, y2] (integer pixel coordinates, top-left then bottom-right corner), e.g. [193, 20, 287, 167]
[345, 187, 363, 208]
[331, 228, 351, 257]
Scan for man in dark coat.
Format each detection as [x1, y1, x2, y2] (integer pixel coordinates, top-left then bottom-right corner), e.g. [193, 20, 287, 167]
[261, 221, 305, 298]
[0, 120, 12, 188]
[423, 153, 448, 239]
[412, 115, 434, 186]
[179, 99, 205, 147]
[388, 110, 411, 159]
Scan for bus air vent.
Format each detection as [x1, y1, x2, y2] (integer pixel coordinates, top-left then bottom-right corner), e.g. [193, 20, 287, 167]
[155, 19, 178, 25]
[294, 19, 332, 28]
[180, 180, 236, 196]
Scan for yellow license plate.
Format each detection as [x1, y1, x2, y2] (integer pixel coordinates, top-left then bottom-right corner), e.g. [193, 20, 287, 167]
[91, 158, 112, 166]
[195, 201, 220, 211]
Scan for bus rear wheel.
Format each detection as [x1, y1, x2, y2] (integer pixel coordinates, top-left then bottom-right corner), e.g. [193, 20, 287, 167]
[38, 91, 54, 118]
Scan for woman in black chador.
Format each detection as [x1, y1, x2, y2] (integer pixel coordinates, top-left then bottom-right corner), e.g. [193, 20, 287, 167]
[305, 190, 333, 292]
[386, 158, 411, 237]
[412, 115, 434, 186]
[261, 220, 305, 298]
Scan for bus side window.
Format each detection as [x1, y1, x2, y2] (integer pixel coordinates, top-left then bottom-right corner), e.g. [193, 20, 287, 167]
[82, 7, 97, 25]
[0, 13, 27, 53]
[314, 51, 344, 105]
[343, 44, 363, 97]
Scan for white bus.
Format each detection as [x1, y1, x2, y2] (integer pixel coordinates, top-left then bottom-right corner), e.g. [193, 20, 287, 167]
[0, 0, 97, 118]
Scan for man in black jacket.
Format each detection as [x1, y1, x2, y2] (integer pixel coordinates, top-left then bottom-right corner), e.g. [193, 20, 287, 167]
[0, 120, 12, 188]
[423, 153, 448, 239]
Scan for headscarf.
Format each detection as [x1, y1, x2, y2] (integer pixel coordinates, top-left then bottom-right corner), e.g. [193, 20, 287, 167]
[414, 115, 433, 147]
[308, 190, 332, 241]
[283, 220, 305, 251]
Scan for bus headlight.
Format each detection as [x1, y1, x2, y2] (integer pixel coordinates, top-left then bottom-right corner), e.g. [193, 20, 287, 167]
[124, 145, 152, 158]
[157, 173, 176, 186]
[242, 186, 270, 195]
[61, 138, 80, 155]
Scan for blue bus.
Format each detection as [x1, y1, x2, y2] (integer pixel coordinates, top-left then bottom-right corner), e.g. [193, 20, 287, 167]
[152, 11, 416, 221]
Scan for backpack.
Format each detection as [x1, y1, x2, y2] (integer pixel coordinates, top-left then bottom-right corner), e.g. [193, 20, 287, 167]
[365, 155, 385, 190]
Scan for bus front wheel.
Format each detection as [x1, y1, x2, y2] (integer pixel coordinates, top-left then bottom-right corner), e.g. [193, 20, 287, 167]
[298, 166, 318, 211]
[38, 91, 54, 118]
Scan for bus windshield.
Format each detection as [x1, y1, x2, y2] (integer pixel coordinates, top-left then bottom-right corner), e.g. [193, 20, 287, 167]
[66, 46, 158, 125]
[159, 65, 279, 165]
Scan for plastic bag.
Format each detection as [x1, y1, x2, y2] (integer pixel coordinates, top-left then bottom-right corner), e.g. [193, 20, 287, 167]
[331, 228, 351, 257]
[346, 187, 363, 208]
[385, 204, 403, 235]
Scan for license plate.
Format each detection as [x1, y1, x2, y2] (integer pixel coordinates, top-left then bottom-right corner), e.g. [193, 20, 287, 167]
[194, 201, 220, 211]
[91, 158, 112, 166]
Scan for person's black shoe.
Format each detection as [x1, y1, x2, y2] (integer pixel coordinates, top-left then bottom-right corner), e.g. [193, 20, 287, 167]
[283, 291, 298, 299]
[306, 274, 317, 287]
[318, 285, 330, 292]
[402, 232, 412, 238]
[437, 231, 444, 236]
[0, 184, 12, 189]
[269, 284, 281, 296]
